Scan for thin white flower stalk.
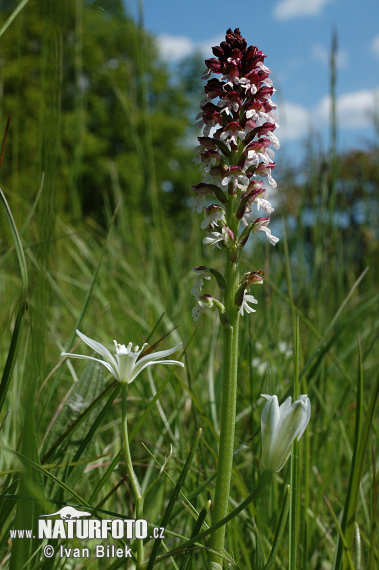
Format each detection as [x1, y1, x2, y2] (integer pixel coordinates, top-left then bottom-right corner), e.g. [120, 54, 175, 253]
[261, 394, 311, 473]
[190, 28, 280, 567]
[62, 330, 184, 567]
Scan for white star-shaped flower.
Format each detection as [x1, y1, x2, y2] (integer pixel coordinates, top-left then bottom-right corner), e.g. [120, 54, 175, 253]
[61, 330, 184, 384]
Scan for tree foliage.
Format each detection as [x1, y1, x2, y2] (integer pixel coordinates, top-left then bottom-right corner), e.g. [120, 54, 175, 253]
[276, 141, 379, 291]
[0, 0, 197, 223]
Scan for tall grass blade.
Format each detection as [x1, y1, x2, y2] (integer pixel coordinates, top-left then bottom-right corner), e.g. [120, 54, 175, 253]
[0, 189, 28, 296]
[0, 0, 31, 38]
[142, 471, 272, 568]
[368, 446, 377, 570]
[0, 189, 29, 415]
[300, 267, 369, 382]
[264, 485, 290, 570]
[40, 201, 120, 423]
[146, 429, 202, 570]
[289, 316, 300, 569]
[180, 500, 211, 570]
[333, 339, 379, 569]
[41, 380, 119, 464]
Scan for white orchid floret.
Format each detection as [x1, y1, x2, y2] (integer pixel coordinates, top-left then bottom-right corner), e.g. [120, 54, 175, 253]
[245, 150, 259, 168]
[193, 194, 207, 214]
[198, 157, 217, 175]
[221, 172, 249, 190]
[257, 61, 270, 74]
[267, 112, 279, 128]
[239, 291, 258, 316]
[61, 330, 184, 384]
[259, 225, 279, 245]
[267, 170, 277, 188]
[203, 121, 218, 137]
[191, 293, 214, 322]
[258, 111, 272, 124]
[266, 147, 275, 161]
[200, 94, 212, 107]
[254, 158, 276, 178]
[255, 197, 275, 215]
[202, 230, 224, 249]
[219, 124, 245, 146]
[217, 98, 240, 115]
[192, 146, 205, 164]
[203, 225, 234, 249]
[261, 394, 311, 472]
[267, 130, 280, 149]
[252, 218, 279, 245]
[202, 224, 230, 248]
[221, 74, 237, 88]
[238, 77, 257, 95]
[201, 205, 226, 230]
[191, 304, 205, 322]
[246, 148, 270, 167]
[190, 266, 212, 296]
[246, 109, 258, 121]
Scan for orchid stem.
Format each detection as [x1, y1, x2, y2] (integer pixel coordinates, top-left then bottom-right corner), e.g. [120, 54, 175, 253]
[121, 384, 144, 567]
[209, 193, 241, 568]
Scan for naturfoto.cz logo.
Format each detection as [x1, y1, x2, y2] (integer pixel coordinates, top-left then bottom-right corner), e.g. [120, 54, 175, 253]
[37, 507, 154, 540]
[9, 506, 165, 560]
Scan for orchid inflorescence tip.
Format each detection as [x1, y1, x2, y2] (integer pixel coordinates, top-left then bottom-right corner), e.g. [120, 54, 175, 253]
[191, 28, 280, 321]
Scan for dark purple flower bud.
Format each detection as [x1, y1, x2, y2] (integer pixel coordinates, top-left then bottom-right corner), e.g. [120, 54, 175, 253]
[212, 45, 224, 59]
[205, 58, 222, 73]
[192, 183, 214, 195]
[204, 78, 226, 98]
[220, 41, 232, 59]
[244, 270, 264, 286]
[256, 85, 275, 99]
[236, 182, 265, 219]
[226, 227, 235, 242]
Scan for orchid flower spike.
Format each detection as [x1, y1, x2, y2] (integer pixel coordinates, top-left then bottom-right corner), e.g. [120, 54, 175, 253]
[61, 330, 184, 384]
[261, 394, 311, 472]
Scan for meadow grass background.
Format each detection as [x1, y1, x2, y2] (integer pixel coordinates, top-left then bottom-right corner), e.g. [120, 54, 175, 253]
[0, 1, 378, 568]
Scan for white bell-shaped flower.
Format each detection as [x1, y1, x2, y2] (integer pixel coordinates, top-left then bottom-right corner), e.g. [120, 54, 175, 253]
[261, 394, 311, 472]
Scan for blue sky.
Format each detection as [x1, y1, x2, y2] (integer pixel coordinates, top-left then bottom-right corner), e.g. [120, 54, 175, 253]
[126, 0, 379, 158]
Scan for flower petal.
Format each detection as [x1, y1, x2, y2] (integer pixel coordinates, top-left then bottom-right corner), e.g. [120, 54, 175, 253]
[261, 395, 280, 469]
[270, 397, 310, 471]
[75, 330, 117, 370]
[135, 344, 183, 367]
[129, 359, 184, 384]
[61, 353, 118, 380]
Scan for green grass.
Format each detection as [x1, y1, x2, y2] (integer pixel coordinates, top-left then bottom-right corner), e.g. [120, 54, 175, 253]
[0, 2, 378, 569]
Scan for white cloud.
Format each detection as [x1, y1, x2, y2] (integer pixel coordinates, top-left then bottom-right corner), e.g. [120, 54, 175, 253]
[312, 44, 348, 68]
[275, 89, 378, 143]
[156, 33, 224, 62]
[273, 0, 333, 21]
[370, 35, 379, 58]
[156, 34, 195, 61]
[277, 102, 312, 141]
[315, 89, 379, 128]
